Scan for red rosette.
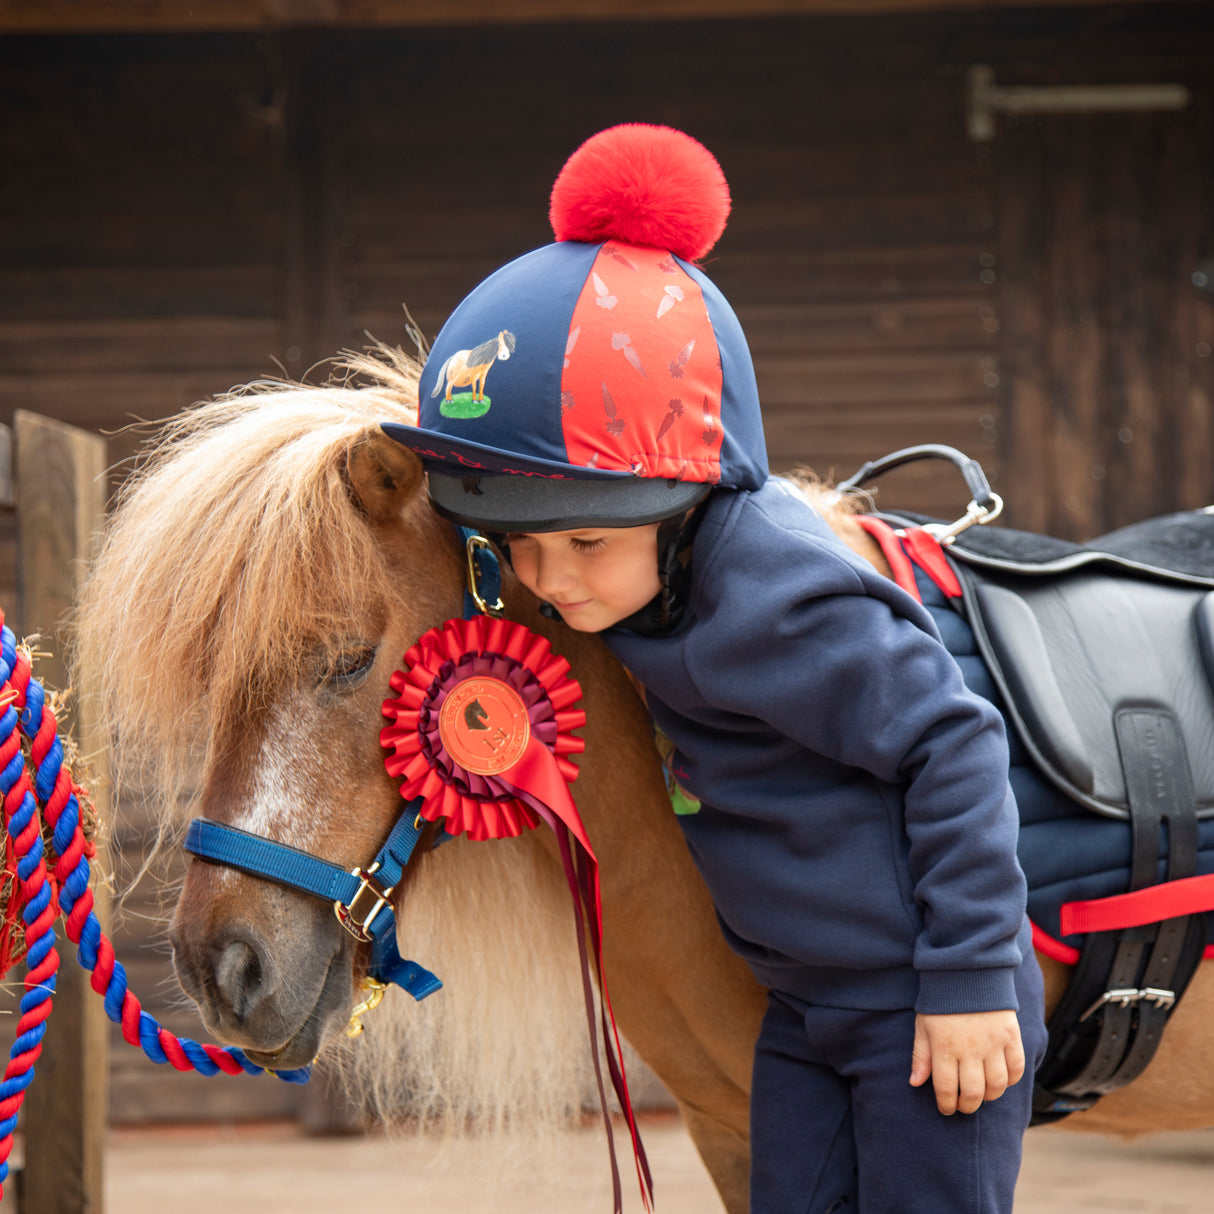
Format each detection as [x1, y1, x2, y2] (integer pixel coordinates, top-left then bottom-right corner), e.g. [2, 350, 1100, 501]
[379, 615, 587, 841]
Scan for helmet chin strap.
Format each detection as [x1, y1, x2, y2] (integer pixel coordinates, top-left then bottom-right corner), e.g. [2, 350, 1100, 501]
[614, 503, 706, 635]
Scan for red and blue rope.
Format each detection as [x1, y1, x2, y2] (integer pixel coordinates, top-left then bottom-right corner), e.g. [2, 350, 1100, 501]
[0, 614, 308, 1196]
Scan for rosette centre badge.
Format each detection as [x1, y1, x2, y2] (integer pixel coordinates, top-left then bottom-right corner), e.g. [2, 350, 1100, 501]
[438, 677, 531, 776]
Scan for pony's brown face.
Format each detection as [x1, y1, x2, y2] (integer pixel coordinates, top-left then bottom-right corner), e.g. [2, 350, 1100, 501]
[169, 435, 465, 1067]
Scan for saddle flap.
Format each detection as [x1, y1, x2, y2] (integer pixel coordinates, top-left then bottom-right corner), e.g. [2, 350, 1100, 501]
[1197, 592, 1214, 692]
[970, 581, 1094, 795]
[958, 566, 1214, 819]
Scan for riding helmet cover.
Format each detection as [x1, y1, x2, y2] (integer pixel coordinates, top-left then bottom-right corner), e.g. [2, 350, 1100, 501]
[382, 124, 769, 532]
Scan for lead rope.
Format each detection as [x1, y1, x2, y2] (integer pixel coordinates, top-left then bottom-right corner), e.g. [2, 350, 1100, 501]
[0, 614, 309, 1200]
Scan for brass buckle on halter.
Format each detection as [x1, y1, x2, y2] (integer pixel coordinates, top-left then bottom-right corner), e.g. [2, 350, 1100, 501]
[345, 977, 388, 1038]
[334, 862, 394, 943]
[465, 533, 506, 617]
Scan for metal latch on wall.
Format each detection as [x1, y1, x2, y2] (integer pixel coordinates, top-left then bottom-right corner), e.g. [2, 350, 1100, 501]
[967, 65, 1190, 142]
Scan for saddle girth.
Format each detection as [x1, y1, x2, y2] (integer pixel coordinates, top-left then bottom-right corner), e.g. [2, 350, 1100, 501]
[1030, 710, 1206, 1121]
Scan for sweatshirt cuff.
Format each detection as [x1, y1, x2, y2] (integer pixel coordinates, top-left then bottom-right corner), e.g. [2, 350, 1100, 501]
[915, 967, 1019, 1015]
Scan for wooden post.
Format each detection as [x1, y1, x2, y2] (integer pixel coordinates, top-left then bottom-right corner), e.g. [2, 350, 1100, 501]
[13, 411, 109, 1214]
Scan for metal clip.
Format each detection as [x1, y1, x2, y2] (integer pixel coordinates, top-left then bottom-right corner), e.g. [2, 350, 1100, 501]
[1140, 987, 1176, 1010]
[1079, 985, 1176, 1022]
[345, 978, 388, 1038]
[334, 862, 394, 944]
[465, 533, 505, 617]
[922, 492, 1004, 546]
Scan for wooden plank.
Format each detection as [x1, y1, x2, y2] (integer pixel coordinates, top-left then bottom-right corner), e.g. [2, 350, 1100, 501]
[0, 0, 1187, 34]
[0, 426, 12, 509]
[1171, 86, 1214, 512]
[994, 105, 1051, 535]
[764, 399, 997, 456]
[14, 412, 110, 1214]
[0, 268, 279, 323]
[0, 427, 13, 652]
[0, 319, 282, 375]
[758, 350, 1001, 405]
[995, 89, 1212, 539]
[282, 33, 343, 374]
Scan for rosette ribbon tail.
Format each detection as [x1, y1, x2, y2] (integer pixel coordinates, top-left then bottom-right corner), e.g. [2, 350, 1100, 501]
[502, 736, 654, 1214]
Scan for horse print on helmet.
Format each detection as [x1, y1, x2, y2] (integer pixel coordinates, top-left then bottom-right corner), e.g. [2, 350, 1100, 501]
[430, 328, 516, 418]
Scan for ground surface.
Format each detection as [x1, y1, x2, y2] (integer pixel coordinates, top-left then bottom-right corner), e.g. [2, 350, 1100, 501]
[64, 1114, 1214, 1213]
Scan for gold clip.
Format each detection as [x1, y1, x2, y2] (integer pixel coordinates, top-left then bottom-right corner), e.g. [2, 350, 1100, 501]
[465, 533, 506, 618]
[345, 978, 388, 1038]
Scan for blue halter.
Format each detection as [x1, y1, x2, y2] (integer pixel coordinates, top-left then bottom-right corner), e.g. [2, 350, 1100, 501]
[181, 527, 506, 1007]
[183, 802, 445, 1001]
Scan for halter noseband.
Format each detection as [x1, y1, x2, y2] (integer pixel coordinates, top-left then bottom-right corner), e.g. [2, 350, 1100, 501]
[184, 800, 449, 1020]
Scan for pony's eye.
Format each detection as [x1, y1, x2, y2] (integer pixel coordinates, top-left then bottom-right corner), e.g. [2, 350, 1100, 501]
[321, 645, 377, 691]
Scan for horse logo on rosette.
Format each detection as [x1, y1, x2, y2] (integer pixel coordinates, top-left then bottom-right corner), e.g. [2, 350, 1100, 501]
[431, 329, 517, 419]
[438, 676, 531, 777]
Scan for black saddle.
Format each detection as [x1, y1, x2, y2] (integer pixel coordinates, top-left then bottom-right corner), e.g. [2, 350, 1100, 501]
[940, 512, 1214, 823]
[846, 446, 1214, 1123]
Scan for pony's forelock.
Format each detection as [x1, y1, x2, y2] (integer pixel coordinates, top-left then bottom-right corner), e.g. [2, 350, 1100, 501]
[70, 354, 423, 811]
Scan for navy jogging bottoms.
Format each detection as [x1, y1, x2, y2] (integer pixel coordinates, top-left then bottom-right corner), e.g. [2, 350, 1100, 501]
[750, 960, 1047, 1214]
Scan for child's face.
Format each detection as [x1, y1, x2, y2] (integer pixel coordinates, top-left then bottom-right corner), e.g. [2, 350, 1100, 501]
[505, 524, 663, 632]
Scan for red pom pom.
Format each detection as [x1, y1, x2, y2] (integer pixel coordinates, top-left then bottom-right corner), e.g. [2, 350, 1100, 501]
[549, 124, 730, 262]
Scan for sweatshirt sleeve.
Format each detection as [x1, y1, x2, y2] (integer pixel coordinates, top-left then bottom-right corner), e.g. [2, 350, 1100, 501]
[685, 501, 1027, 1013]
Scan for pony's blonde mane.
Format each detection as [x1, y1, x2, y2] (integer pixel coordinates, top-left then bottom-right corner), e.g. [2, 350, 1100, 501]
[71, 350, 422, 800]
[329, 836, 610, 1136]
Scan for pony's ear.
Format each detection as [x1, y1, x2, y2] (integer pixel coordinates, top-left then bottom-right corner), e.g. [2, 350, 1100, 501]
[346, 431, 424, 524]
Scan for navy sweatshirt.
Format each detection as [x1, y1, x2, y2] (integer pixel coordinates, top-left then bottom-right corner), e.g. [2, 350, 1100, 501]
[603, 479, 1033, 1015]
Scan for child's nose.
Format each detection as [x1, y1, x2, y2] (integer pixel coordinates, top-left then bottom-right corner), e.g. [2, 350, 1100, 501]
[534, 551, 574, 597]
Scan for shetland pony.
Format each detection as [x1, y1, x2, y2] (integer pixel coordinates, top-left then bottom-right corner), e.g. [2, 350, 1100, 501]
[69, 350, 1214, 1214]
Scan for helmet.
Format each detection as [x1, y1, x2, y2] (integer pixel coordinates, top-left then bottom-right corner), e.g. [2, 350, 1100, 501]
[383, 124, 768, 532]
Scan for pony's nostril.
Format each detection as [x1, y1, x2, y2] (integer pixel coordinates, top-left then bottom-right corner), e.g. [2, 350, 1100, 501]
[214, 939, 267, 1021]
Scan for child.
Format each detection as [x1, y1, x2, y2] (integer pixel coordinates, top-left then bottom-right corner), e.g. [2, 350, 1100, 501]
[384, 124, 1047, 1214]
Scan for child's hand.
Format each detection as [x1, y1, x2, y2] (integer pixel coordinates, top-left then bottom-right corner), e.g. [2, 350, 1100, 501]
[909, 1010, 1025, 1115]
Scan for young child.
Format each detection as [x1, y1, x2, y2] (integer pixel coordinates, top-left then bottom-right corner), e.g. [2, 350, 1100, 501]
[384, 124, 1047, 1214]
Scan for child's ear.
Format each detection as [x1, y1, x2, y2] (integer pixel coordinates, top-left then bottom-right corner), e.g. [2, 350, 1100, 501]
[346, 430, 424, 524]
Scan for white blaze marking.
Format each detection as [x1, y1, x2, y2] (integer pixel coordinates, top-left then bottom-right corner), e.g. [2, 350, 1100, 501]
[218, 701, 328, 884]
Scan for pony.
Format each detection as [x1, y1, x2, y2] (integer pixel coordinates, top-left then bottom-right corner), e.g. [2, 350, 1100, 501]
[69, 349, 1214, 1214]
[429, 329, 516, 407]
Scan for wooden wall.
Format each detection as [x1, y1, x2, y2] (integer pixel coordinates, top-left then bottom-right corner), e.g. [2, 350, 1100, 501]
[1, 3, 1212, 1124]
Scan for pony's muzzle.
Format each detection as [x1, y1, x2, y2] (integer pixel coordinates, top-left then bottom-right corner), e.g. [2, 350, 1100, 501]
[170, 920, 281, 1030]
[212, 936, 271, 1022]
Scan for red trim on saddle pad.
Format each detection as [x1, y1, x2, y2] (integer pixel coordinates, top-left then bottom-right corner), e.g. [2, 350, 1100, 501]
[899, 527, 962, 598]
[854, 516, 921, 601]
[1035, 918, 1214, 966]
[854, 516, 963, 601]
[1031, 921, 1080, 966]
[1061, 874, 1214, 938]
